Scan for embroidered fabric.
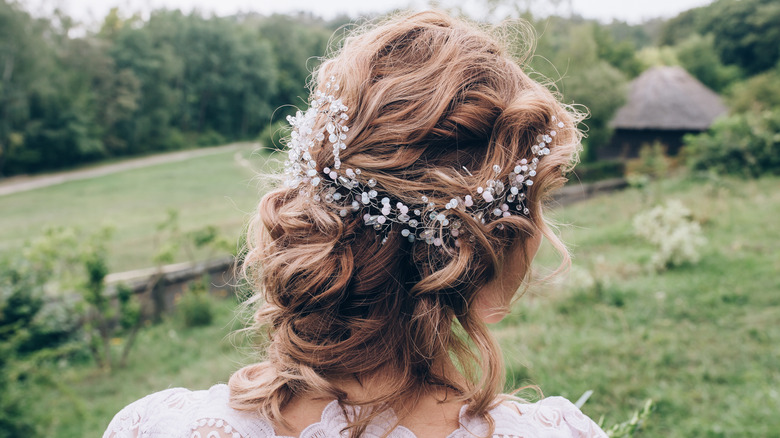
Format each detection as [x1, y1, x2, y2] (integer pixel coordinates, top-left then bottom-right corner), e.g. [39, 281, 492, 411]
[103, 384, 607, 438]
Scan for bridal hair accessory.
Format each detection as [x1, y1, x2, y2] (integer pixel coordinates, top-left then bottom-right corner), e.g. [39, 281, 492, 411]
[283, 76, 564, 246]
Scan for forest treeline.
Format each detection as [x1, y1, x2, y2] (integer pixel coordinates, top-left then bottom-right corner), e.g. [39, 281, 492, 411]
[0, 0, 778, 176]
[0, 3, 343, 176]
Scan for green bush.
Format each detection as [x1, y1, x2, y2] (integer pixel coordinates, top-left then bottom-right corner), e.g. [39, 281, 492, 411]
[258, 121, 288, 151]
[196, 130, 228, 147]
[684, 109, 780, 177]
[571, 160, 626, 183]
[728, 67, 780, 113]
[632, 141, 670, 179]
[0, 252, 82, 436]
[178, 277, 215, 328]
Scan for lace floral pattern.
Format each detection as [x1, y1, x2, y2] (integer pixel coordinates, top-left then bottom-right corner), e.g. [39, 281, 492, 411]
[103, 384, 607, 438]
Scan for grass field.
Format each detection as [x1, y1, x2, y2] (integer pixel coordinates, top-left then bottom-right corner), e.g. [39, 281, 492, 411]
[0, 145, 280, 272]
[25, 174, 779, 437]
[498, 175, 780, 436]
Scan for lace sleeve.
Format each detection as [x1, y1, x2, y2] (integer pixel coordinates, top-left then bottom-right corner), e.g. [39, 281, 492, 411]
[103, 385, 273, 438]
[103, 388, 190, 438]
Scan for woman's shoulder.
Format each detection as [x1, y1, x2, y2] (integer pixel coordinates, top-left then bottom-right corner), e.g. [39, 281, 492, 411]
[104, 386, 606, 438]
[103, 384, 276, 438]
[466, 396, 607, 438]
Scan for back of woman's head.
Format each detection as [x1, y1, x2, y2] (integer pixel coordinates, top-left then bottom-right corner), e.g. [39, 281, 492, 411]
[230, 10, 582, 435]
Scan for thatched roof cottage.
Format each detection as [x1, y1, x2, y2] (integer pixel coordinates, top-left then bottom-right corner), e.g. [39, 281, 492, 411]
[602, 66, 728, 159]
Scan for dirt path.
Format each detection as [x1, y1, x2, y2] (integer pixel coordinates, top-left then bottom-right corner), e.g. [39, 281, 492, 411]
[0, 142, 257, 197]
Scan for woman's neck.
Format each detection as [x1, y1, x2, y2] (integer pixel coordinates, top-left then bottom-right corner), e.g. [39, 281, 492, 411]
[276, 361, 469, 437]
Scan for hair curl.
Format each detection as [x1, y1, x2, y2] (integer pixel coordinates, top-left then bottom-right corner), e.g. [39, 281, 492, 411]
[230, 10, 583, 437]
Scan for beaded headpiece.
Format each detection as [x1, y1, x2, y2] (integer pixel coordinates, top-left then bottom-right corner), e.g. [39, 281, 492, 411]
[283, 76, 564, 246]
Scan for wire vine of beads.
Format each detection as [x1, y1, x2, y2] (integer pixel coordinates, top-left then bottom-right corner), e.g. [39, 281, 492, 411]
[283, 77, 564, 246]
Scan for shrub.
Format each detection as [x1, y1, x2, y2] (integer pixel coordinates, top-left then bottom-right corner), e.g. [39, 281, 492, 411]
[728, 68, 780, 113]
[258, 121, 288, 151]
[78, 228, 144, 370]
[0, 252, 81, 436]
[633, 199, 706, 271]
[684, 109, 780, 177]
[571, 160, 626, 183]
[196, 130, 227, 147]
[633, 142, 670, 179]
[178, 277, 215, 328]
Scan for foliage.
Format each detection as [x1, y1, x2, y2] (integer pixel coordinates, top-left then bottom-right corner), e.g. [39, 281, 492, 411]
[196, 130, 227, 147]
[177, 276, 215, 328]
[633, 199, 706, 271]
[728, 67, 780, 113]
[658, 6, 705, 46]
[529, 20, 628, 161]
[108, 10, 278, 154]
[149, 209, 233, 320]
[0, 2, 340, 176]
[601, 19, 659, 51]
[78, 228, 143, 371]
[661, 0, 780, 75]
[591, 25, 643, 78]
[153, 209, 233, 266]
[570, 160, 625, 183]
[258, 120, 289, 151]
[635, 45, 678, 69]
[2, 0, 778, 177]
[684, 109, 780, 177]
[563, 58, 626, 162]
[601, 400, 653, 438]
[637, 29, 743, 95]
[0, 236, 86, 436]
[0, 259, 49, 436]
[252, 14, 333, 118]
[674, 34, 742, 93]
[702, 0, 780, 76]
[632, 142, 670, 180]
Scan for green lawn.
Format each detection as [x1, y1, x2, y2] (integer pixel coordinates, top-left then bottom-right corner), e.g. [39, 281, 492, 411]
[499, 175, 780, 436]
[0, 145, 279, 272]
[20, 174, 780, 437]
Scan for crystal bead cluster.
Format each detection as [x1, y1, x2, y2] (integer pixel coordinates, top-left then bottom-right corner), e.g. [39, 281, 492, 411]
[283, 78, 564, 246]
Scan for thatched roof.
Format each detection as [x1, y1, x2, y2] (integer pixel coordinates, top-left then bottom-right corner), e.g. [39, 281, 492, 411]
[611, 66, 728, 131]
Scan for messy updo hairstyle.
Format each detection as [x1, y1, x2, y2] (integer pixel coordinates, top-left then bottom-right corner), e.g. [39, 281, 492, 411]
[230, 10, 582, 437]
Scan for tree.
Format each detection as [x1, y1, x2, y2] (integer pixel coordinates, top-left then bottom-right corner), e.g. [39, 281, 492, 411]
[675, 34, 742, 93]
[255, 14, 332, 120]
[592, 24, 643, 78]
[703, 0, 780, 75]
[530, 22, 627, 162]
[661, 0, 780, 76]
[728, 67, 780, 113]
[0, 0, 49, 176]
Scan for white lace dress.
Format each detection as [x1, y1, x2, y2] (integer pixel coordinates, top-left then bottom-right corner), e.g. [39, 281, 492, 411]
[104, 384, 607, 438]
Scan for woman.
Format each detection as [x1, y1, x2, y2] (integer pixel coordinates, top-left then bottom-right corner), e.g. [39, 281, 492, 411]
[105, 10, 606, 438]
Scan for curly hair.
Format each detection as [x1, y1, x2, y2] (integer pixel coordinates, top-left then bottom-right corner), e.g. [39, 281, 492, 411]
[229, 10, 583, 437]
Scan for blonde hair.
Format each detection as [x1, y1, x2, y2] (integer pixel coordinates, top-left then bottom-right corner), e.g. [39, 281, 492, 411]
[230, 10, 582, 437]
